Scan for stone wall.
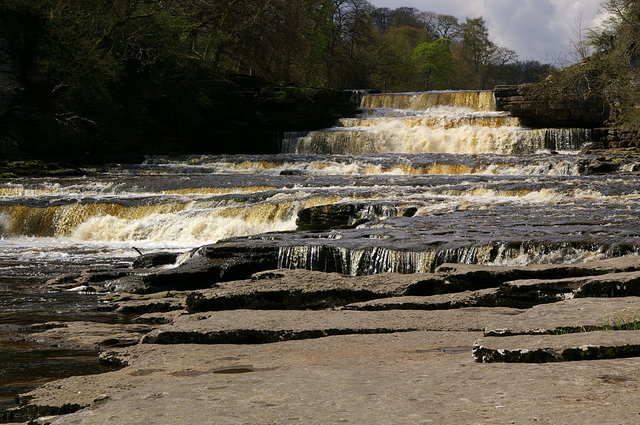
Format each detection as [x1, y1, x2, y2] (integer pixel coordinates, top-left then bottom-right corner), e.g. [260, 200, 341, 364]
[494, 84, 609, 129]
[594, 127, 640, 149]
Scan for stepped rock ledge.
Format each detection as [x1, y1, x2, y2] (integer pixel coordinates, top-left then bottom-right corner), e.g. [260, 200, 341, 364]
[5, 255, 640, 424]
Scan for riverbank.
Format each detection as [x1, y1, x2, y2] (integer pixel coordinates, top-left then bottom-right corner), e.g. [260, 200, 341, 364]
[3, 256, 640, 424]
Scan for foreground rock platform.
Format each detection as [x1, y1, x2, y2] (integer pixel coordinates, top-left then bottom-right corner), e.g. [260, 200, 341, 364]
[5, 256, 640, 424]
[12, 332, 640, 425]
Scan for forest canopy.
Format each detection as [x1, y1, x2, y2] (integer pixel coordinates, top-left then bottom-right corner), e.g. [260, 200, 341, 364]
[2, 0, 552, 94]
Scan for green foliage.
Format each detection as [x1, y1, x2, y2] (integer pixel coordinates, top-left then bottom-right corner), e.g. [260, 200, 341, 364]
[412, 38, 452, 89]
[4, 0, 537, 111]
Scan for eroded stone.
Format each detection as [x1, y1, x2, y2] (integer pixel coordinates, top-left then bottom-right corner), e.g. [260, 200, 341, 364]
[474, 330, 640, 363]
[142, 308, 520, 345]
[484, 297, 640, 337]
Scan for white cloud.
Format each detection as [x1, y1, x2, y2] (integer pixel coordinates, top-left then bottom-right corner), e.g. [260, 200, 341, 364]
[369, 0, 603, 63]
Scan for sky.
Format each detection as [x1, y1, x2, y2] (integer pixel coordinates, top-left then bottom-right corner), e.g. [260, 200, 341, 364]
[369, 0, 605, 64]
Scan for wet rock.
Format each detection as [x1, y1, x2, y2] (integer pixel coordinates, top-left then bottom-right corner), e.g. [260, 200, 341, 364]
[474, 331, 640, 363]
[114, 298, 184, 315]
[580, 159, 620, 175]
[296, 202, 417, 231]
[484, 297, 640, 336]
[46, 270, 130, 292]
[97, 291, 187, 315]
[143, 244, 279, 292]
[141, 308, 521, 345]
[102, 274, 147, 294]
[131, 252, 180, 269]
[279, 169, 306, 175]
[19, 321, 152, 350]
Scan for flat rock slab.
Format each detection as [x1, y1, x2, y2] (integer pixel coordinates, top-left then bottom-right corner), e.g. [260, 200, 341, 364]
[186, 269, 445, 312]
[9, 332, 640, 425]
[111, 298, 185, 315]
[341, 289, 499, 311]
[474, 330, 640, 363]
[20, 322, 153, 350]
[485, 297, 640, 336]
[436, 255, 640, 289]
[498, 271, 640, 303]
[141, 308, 522, 345]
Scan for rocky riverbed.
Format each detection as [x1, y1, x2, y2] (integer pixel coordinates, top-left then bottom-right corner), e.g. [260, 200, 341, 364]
[3, 253, 640, 424]
[3, 91, 640, 424]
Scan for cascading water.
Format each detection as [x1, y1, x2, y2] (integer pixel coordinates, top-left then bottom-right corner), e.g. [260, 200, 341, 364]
[283, 91, 593, 155]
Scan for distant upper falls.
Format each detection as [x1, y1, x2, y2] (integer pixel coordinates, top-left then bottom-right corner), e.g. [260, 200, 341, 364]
[281, 90, 593, 155]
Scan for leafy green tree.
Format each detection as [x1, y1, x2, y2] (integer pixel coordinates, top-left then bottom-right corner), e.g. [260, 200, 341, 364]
[460, 17, 494, 87]
[373, 25, 429, 91]
[412, 38, 453, 89]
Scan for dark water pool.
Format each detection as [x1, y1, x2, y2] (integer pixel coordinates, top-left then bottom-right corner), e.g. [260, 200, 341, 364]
[0, 277, 125, 413]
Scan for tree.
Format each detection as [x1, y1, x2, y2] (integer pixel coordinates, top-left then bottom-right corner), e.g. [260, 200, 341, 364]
[460, 17, 494, 86]
[422, 12, 460, 40]
[371, 7, 393, 32]
[372, 25, 429, 91]
[389, 7, 423, 29]
[412, 38, 453, 89]
[569, 12, 593, 63]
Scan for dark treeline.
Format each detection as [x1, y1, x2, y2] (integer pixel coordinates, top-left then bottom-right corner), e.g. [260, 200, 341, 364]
[192, 0, 554, 91]
[0, 0, 554, 160]
[3, 0, 552, 92]
[530, 0, 640, 128]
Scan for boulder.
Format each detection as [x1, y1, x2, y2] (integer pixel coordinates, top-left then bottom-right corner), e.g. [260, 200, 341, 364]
[131, 252, 180, 269]
[296, 203, 417, 231]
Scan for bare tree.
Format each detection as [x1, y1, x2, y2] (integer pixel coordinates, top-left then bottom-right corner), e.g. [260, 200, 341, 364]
[568, 11, 592, 63]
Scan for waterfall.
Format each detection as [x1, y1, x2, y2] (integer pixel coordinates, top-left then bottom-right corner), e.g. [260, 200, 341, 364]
[360, 91, 497, 111]
[277, 242, 640, 276]
[0, 195, 341, 244]
[283, 90, 593, 155]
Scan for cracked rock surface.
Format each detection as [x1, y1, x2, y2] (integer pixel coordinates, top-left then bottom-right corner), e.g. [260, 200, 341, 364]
[6, 256, 640, 424]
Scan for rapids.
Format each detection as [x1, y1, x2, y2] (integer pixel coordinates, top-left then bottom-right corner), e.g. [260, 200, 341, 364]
[1, 90, 640, 410]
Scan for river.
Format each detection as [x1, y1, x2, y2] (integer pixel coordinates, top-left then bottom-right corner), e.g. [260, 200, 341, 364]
[1, 90, 639, 412]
